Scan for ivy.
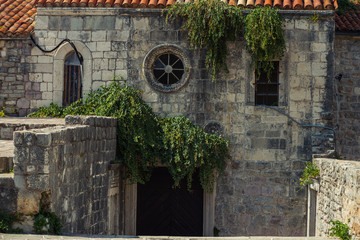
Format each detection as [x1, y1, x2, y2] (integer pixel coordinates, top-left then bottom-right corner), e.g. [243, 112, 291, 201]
[166, 0, 243, 81]
[336, 0, 357, 15]
[244, 7, 285, 79]
[29, 81, 230, 191]
[166, 2, 286, 80]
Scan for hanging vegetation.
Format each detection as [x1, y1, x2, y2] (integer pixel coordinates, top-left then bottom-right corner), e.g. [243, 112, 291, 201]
[166, 0, 243, 80]
[244, 7, 286, 79]
[28, 81, 230, 191]
[166, 2, 286, 80]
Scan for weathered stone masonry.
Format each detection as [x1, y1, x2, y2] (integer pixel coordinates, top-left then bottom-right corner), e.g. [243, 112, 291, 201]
[334, 35, 360, 160]
[26, 8, 335, 236]
[0, 39, 33, 117]
[313, 158, 360, 237]
[13, 115, 118, 234]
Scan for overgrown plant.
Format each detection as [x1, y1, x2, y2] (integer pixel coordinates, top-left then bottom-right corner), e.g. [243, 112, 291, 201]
[336, 0, 357, 15]
[33, 192, 62, 235]
[0, 211, 23, 233]
[33, 212, 62, 235]
[166, 0, 243, 80]
[244, 7, 286, 79]
[299, 161, 320, 188]
[29, 81, 230, 191]
[166, 3, 286, 80]
[329, 219, 352, 240]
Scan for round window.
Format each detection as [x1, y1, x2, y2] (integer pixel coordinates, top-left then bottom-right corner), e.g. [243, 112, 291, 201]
[143, 45, 191, 92]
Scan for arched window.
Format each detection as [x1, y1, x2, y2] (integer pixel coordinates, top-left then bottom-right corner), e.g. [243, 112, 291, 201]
[63, 51, 82, 106]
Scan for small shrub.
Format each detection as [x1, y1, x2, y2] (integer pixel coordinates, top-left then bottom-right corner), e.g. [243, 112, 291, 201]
[0, 211, 23, 233]
[329, 219, 352, 240]
[33, 211, 62, 235]
[299, 161, 320, 188]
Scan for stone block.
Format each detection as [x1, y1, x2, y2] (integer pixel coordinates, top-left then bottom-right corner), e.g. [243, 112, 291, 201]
[48, 16, 60, 30]
[36, 133, 52, 147]
[27, 174, 50, 191]
[35, 16, 49, 30]
[104, 16, 115, 29]
[17, 189, 41, 214]
[71, 17, 83, 31]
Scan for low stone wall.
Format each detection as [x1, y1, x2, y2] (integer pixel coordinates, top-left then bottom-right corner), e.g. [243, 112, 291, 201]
[314, 158, 360, 237]
[13, 115, 117, 234]
[0, 174, 17, 212]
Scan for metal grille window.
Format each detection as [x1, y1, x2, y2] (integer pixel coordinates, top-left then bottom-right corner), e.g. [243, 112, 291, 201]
[153, 53, 185, 86]
[255, 62, 279, 106]
[63, 52, 82, 106]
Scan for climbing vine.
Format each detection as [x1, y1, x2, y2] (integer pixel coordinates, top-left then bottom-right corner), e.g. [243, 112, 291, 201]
[166, 2, 286, 80]
[29, 81, 230, 191]
[244, 7, 286, 79]
[166, 0, 243, 80]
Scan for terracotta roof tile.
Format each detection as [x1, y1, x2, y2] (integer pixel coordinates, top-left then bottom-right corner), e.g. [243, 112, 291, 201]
[335, 5, 360, 31]
[0, 0, 37, 37]
[35, 0, 337, 9]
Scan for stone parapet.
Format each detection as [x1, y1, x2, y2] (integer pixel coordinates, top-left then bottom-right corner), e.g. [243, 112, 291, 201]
[313, 158, 360, 237]
[12, 115, 117, 234]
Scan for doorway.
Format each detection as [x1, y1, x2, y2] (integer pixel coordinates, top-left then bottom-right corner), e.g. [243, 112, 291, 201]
[136, 168, 203, 236]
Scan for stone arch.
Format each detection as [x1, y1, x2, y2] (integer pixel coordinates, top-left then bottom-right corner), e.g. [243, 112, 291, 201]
[53, 41, 92, 106]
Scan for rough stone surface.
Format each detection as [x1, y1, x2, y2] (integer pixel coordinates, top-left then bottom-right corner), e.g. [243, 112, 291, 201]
[314, 158, 360, 238]
[21, 10, 335, 236]
[0, 39, 32, 116]
[334, 35, 360, 160]
[0, 174, 17, 212]
[13, 116, 117, 234]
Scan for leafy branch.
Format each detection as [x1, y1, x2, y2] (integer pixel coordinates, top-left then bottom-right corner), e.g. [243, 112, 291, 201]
[29, 80, 230, 191]
[166, 3, 286, 80]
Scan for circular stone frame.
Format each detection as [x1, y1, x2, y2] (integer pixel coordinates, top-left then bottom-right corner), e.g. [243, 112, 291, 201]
[143, 44, 191, 93]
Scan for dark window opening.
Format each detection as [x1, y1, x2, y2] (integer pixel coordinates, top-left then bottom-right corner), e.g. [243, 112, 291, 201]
[63, 52, 82, 106]
[255, 62, 279, 106]
[152, 53, 185, 86]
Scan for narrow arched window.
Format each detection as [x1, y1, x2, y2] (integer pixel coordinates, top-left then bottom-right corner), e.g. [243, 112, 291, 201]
[63, 52, 82, 106]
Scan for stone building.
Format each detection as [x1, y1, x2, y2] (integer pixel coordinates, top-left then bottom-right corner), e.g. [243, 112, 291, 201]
[2, 0, 359, 237]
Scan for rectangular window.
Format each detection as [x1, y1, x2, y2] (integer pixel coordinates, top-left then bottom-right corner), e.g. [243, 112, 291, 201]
[255, 62, 279, 106]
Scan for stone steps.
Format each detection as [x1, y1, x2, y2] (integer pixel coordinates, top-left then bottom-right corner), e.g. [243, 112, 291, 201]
[0, 139, 14, 173]
[0, 117, 65, 172]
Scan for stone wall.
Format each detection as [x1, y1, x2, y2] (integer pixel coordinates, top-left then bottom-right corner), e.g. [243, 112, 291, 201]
[26, 9, 335, 236]
[334, 35, 360, 160]
[313, 158, 360, 237]
[13, 115, 117, 234]
[0, 174, 18, 213]
[0, 39, 33, 117]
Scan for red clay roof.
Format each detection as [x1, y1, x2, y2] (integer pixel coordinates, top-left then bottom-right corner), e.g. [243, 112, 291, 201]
[335, 5, 360, 31]
[38, 0, 337, 9]
[0, 0, 37, 37]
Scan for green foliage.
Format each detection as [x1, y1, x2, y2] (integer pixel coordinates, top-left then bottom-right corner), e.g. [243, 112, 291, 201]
[166, 0, 243, 80]
[28, 81, 229, 191]
[166, 3, 285, 81]
[27, 103, 64, 118]
[244, 7, 286, 80]
[33, 212, 62, 235]
[329, 219, 352, 240]
[299, 161, 320, 188]
[160, 117, 229, 191]
[0, 211, 23, 233]
[336, 0, 357, 15]
[0, 107, 6, 117]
